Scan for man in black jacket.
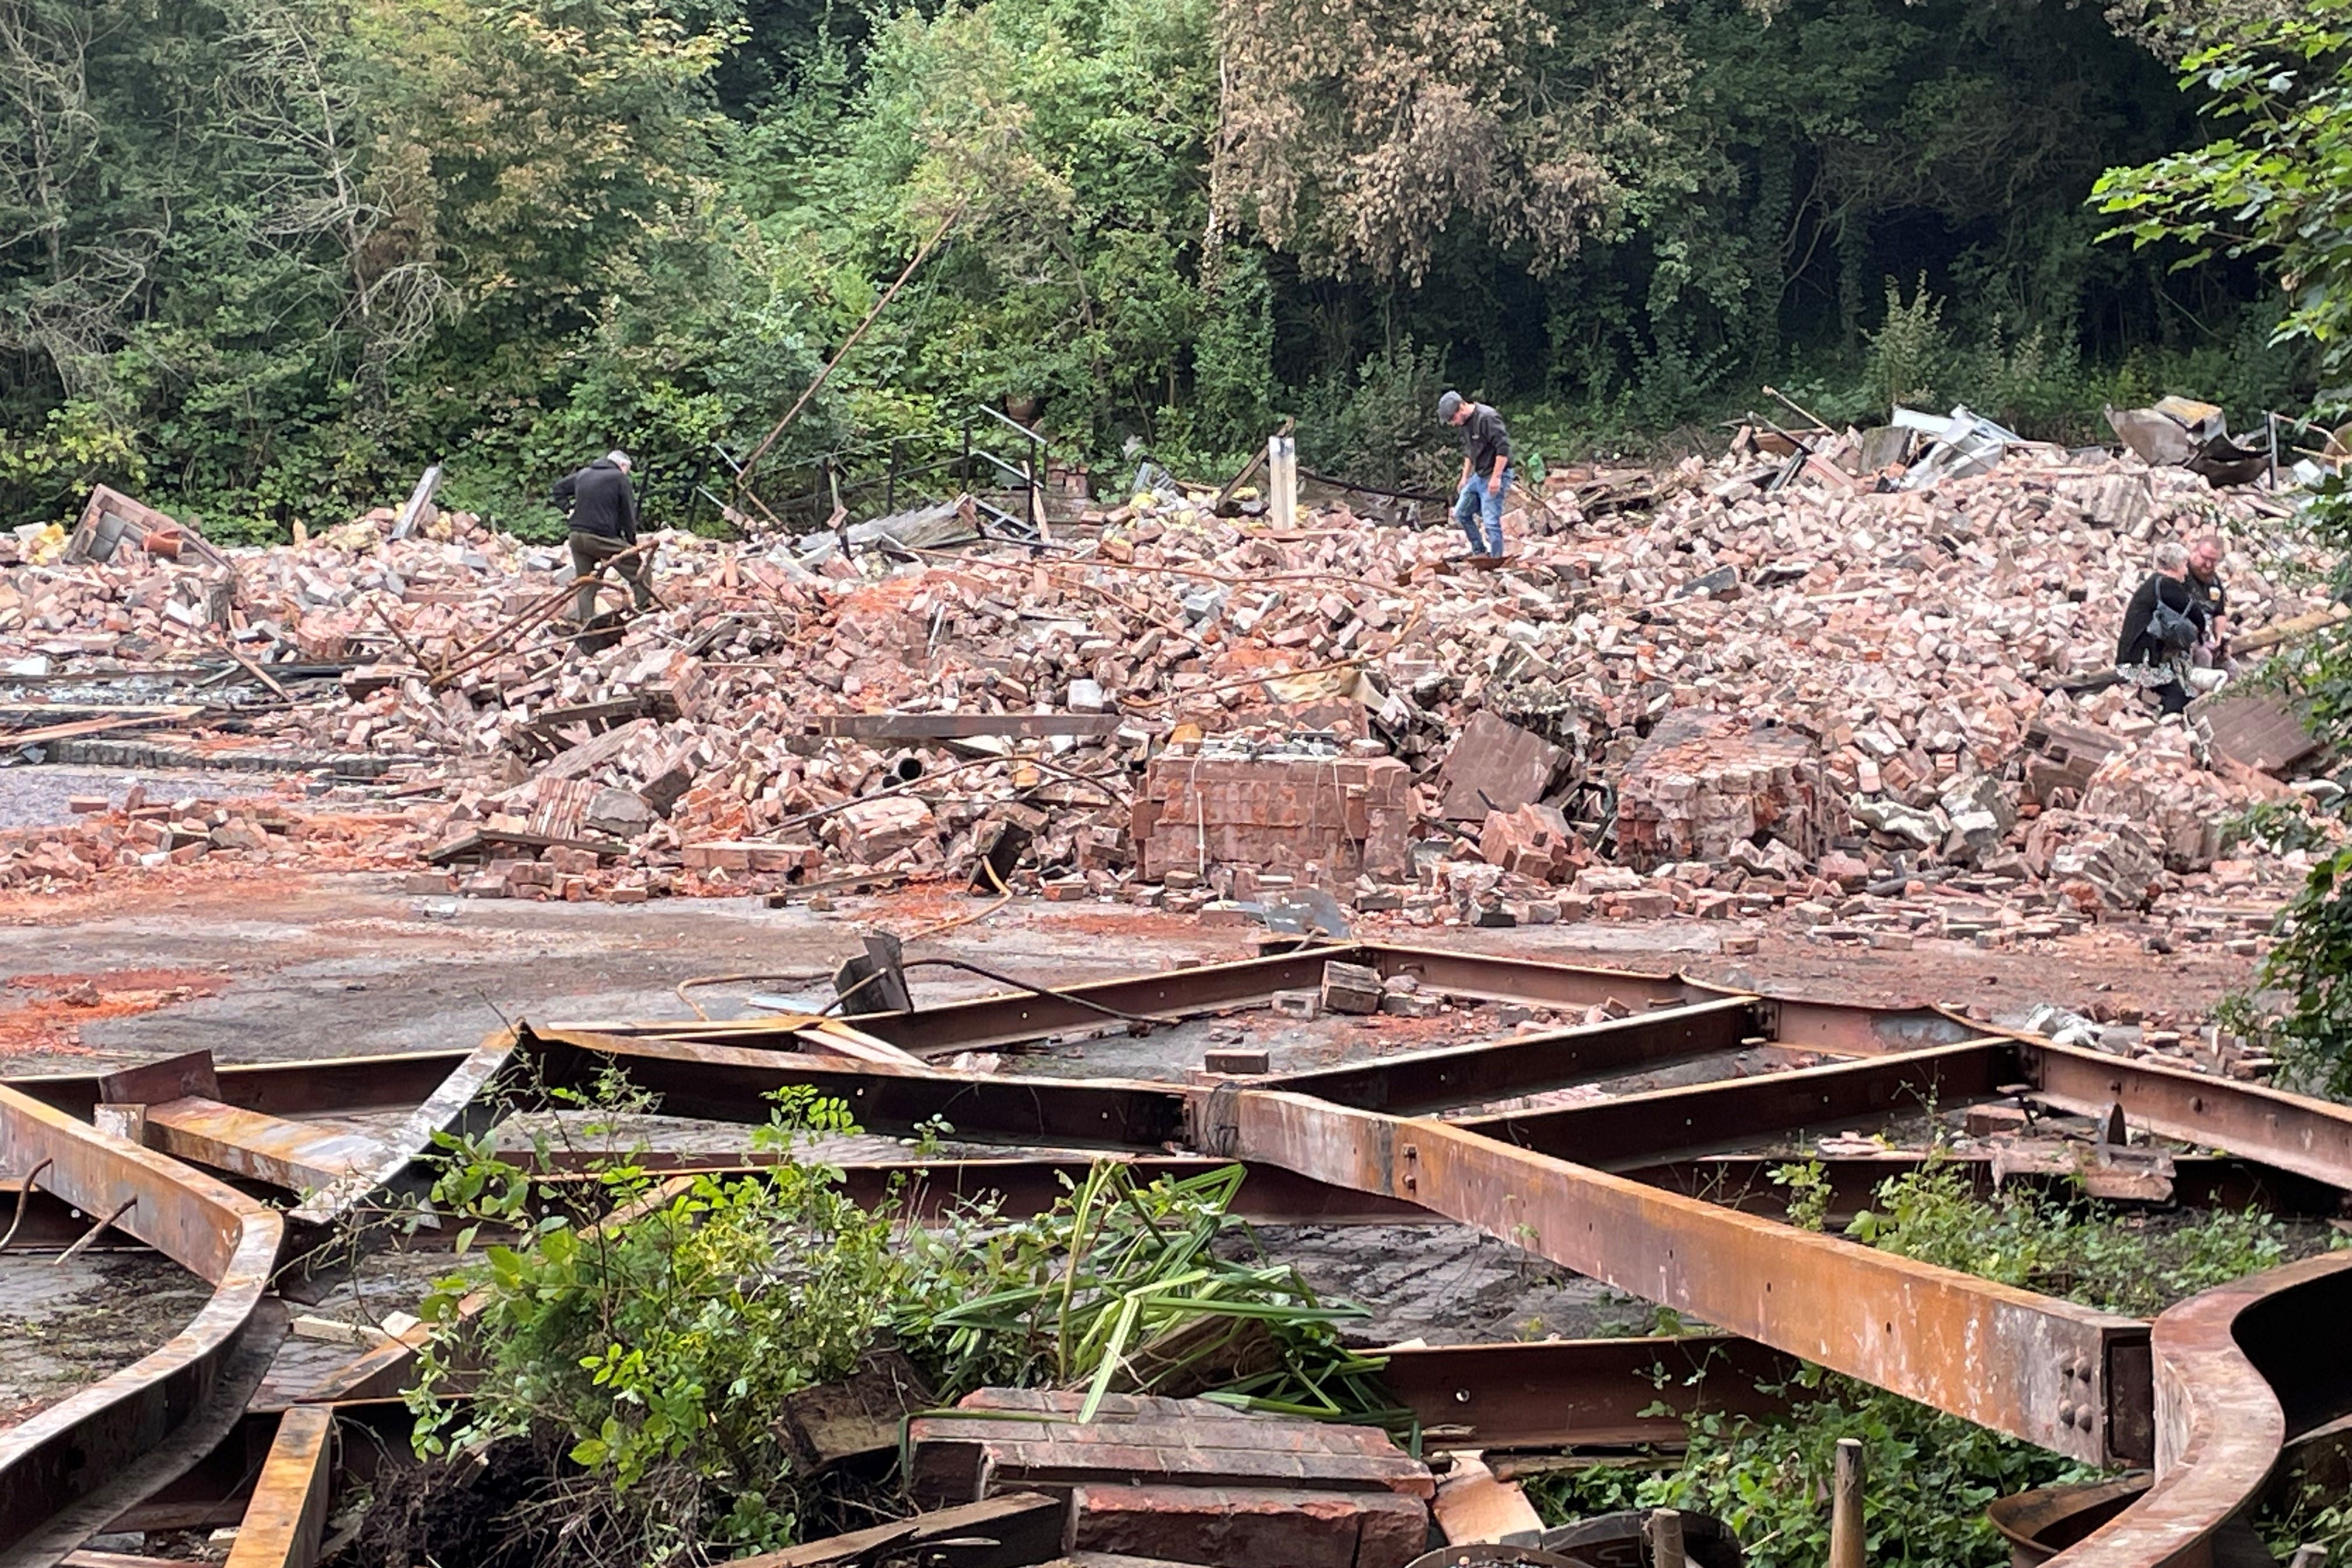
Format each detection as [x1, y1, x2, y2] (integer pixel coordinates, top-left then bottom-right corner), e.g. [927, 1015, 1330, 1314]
[553, 450, 653, 625]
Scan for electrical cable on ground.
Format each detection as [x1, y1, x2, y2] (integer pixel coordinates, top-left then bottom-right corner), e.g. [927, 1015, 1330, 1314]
[898, 957, 1178, 1027]
[673, 970, 834, 1021]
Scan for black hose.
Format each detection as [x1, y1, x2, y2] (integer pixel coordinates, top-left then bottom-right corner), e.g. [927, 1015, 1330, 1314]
[901, 958, 1176, 1026]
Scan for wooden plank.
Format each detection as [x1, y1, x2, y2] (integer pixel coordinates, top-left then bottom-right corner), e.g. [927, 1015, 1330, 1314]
[4, 706, 205, 747]
[2232, 603, 2351, 655]
[811, 712, 1123, 740]
[724, 1493, 1068, 1568]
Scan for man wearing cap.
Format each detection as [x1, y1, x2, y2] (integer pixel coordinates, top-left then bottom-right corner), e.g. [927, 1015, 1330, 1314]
[553, 449, 653, 625]
[1439, 390, 1513, 559]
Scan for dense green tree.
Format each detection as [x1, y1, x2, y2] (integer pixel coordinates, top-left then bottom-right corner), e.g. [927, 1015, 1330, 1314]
[0, 0, 2318, 533]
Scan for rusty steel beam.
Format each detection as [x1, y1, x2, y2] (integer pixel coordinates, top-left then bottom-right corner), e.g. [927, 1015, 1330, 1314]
[1197, 1088, 2151, 1466]
[557, 944, 1948, 1062]
[100, 1403, 411, 1537]
[1380, 1335, 1800, 1450]
[1626, 1152, 2350, 1221]
[1261, 996, 1772, 1115]
[2051, 1252, 2352, 1568]
[9, 1051, 475, 1123]
[285, 1032, 522, 1236]
[1355, 946, 1699, 1012]
[579, 946, 1359, 1056]
[1458, 1040, 2019, 1166]
[517, 1153, 1437, 1226]
[140, 1100, 391, 1197]
[525, 1027, 1189, 1149]
[0, 1086, 284, 1559]
[829, 1156, 1430, 1224]
[2019, 1041, 2352, 1192]
[219, 1408, 332, 1568]
[1355, 945, 1975, 1056]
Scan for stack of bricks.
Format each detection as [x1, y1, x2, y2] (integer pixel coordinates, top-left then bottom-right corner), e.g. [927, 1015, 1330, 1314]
[909, 1388, 1432, 1568]
[1135, 746, 1411, 883]
[1611, 712, 1825, 872]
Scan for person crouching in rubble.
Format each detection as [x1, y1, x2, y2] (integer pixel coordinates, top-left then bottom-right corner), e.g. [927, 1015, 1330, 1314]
[553, 449, 653, 625]
[2116, 540, 2209, 716]
[2186, 533, 2231, 675]
[1440, 390, 1513, 560]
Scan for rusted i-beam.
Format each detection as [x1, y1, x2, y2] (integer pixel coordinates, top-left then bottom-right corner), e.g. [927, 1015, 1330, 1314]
[1196, 1086, 2151, 1466]
[0, 1086, 284, 1553]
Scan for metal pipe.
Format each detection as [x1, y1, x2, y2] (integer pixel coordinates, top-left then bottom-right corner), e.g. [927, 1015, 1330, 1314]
[0, 1157, 54, 1254]
[54, 1195, 137, 1266]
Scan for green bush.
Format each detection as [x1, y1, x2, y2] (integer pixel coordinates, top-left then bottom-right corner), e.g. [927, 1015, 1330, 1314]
[1293, 340, 1458, 495]
[1866, 274, 1948, 415]
[1526, 1371, 2095, 1568]
[410, 1082, 901, 1558]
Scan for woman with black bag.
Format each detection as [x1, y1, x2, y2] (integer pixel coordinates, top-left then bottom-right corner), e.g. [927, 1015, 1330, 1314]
[2115, 540, 2208, 715]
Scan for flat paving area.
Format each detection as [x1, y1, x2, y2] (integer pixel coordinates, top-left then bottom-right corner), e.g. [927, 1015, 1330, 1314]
[0, 868, 2261, 1076]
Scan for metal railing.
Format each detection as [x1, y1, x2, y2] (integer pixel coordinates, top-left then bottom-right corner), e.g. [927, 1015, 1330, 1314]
[699, 405, 1054, 544]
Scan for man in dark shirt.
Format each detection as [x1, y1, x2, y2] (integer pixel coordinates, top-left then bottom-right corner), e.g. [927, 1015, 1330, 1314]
[2186, 534, 2228, 656]
[552, 450, 652, 625]
[1439, 390, 1513, 558]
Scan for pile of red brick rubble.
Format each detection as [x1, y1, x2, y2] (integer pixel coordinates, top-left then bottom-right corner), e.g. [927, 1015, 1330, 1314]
[2, 442, 2342, 961]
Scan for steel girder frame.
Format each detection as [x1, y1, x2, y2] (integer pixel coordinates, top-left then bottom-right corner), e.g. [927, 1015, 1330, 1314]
[550, 941, 1975, 1062]
[13, 944, 2352, 1568]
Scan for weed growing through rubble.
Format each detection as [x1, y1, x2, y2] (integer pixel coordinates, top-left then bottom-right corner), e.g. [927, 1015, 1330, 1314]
[888, 1160, 1406, 1429]
[2263, 1458, 2352, 1564]
[1526, 1370, 2098, 1568]
[408, 1080, 904, 1560]
[1839, 1161, 2292, 1318]
[1535, 1161, 2315, 1566]
[398, 1071, 1401, 1566]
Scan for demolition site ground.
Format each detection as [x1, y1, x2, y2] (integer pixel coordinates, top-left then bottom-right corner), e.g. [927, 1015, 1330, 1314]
[0, 855, 2269, 1418]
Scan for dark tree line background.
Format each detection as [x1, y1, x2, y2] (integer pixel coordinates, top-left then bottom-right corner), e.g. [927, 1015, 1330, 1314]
[0, 0, 2315, 539]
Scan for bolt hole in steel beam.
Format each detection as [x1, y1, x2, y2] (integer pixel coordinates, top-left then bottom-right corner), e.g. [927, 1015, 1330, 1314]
[2020, 1040, 2352, 1192]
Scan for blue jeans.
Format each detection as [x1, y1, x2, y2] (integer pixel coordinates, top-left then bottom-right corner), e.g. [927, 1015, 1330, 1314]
[1454, 467, 1510, 555]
